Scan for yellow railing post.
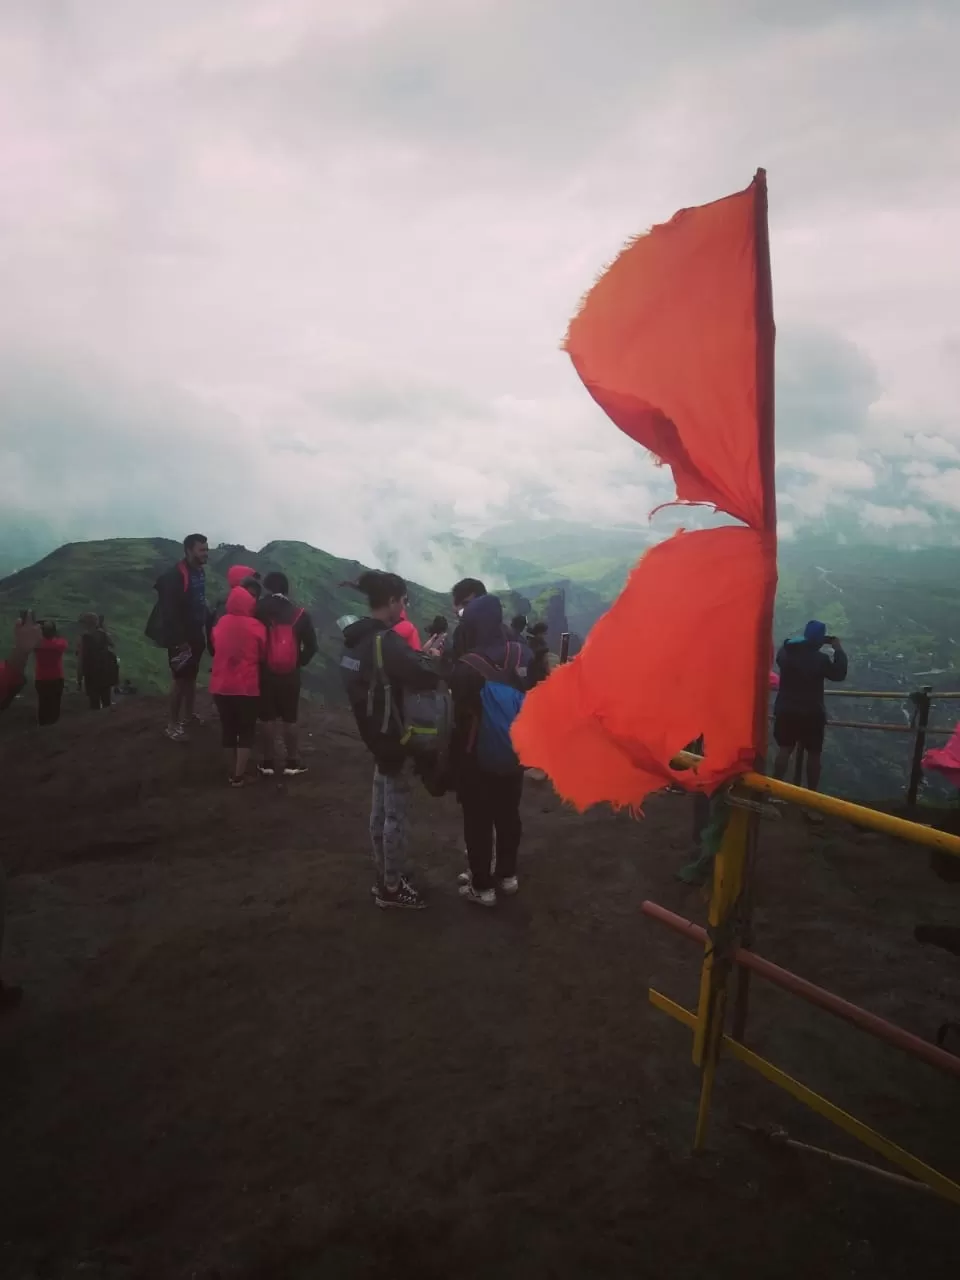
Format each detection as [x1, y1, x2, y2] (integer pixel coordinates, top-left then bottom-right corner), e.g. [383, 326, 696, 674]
[691, 804, 751, 1149]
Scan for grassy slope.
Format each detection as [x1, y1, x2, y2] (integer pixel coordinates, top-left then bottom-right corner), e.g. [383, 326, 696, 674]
[0, 539, 456, 699]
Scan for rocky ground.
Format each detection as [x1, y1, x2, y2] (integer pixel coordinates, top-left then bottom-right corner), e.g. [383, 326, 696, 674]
[1, 693, 958, 1278]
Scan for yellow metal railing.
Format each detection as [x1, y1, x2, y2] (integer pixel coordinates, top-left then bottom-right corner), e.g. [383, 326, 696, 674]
[648, 753, 960, 1204]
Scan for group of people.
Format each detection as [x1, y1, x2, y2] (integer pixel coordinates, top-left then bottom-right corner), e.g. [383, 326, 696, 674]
[340, 572, 551, 911]
[146, 535, 319, 783]
[2, 613, 119, 728]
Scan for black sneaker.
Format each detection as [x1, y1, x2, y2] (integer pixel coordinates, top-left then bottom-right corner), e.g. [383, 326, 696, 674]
[283, 761, 308, 777]
[375, 878, 426, 910]
[258, 762, 276, 778]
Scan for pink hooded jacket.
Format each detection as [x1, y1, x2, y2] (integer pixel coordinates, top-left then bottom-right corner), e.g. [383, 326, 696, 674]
[210, 587, 267, 696]
[393, 609, 422, 651]
[227, 564, 259, 589]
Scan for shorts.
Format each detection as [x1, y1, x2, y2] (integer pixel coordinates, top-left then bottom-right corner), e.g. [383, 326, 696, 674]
[773, 711, 826, 754]
[214, 694, 259, 748]
[259, 670, 301, 724]
[168, 635, 205, 681]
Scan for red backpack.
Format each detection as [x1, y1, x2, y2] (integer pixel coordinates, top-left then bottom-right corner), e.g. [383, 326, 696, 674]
[266, 608, 304, 674]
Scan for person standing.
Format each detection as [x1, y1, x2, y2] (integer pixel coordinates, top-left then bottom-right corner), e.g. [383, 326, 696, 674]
[148, 534, 212, 741]
[76, 613, 117, 710]
[255, 571, 317, 778]
[340, 571, 441, 910]
[0, 614, 41, 1013]
[209, 583, 267, 787]
[450, 593, 532, 907]
[773, 620, 848, 794]
[34, 621, 69, 726]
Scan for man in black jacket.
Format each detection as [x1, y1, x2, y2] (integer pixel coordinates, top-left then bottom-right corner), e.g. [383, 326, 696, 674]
[255, 571, 318, 778]
[341, 570, 440, 910]
[149, 533, 212, 741]
[773, 619, 848, 793]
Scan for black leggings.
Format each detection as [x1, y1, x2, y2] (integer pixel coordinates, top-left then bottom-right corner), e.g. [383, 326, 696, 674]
[460, 767, 524, 892]
[86, 679, 112, 710]
[214, 695, 259, 748]
[36, 679, 64, 726]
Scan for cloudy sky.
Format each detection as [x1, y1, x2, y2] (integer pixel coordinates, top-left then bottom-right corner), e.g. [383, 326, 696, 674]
[1, 0, 958, 574]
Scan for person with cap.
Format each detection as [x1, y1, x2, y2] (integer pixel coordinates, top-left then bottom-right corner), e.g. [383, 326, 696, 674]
[773, 620, 848, 794]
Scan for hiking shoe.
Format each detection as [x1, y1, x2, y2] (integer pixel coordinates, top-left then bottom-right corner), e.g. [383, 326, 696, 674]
[459, 883, 496, 908]
[257, 762, 276, 778]
[229, 776, 247, 789]
[457, 871, 472, 886]
[0, 982, 23, 1015]
[283, 761, 308, 777]
[164, 723, 187, 742]
[376, 880, 426, 910]
[497, 876, 519, 896]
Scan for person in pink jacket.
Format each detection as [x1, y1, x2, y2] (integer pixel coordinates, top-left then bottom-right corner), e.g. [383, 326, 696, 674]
[209, 586, 267, 787]
[393, 606, 422, 651]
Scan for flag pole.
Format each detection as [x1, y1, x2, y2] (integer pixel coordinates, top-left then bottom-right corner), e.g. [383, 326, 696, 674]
[731, 167, 778, 1042]
[693, 170, 777, 1141]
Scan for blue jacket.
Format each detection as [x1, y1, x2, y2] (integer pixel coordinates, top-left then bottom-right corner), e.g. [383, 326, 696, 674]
[775, 639, 848, 717]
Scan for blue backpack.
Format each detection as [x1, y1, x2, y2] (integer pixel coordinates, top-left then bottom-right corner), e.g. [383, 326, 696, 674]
[461, 643, 526, 774]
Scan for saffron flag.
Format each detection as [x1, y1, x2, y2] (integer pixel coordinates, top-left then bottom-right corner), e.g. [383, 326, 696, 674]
[512, 172, 777, 809]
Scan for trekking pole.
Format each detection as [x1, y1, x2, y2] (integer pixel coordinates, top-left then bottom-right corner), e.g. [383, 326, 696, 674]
[559, 632, 570, 664]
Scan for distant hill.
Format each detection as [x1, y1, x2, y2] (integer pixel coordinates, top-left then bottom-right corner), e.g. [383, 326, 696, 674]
[0, 537, 546, 702]
[0, 539, 462, 700]
[3, 527, 958, 803]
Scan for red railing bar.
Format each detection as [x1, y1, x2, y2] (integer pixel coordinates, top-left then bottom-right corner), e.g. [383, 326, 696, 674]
[641, 900, 960, 1080]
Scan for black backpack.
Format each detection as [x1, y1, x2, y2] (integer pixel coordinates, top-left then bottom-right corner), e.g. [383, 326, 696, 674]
[84, 630, 119, 685]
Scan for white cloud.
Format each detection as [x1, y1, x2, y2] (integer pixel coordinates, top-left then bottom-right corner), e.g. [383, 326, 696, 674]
[909, 469, 960, 513]
[0, 0, 958, 561]
[860, 503, 935, 529]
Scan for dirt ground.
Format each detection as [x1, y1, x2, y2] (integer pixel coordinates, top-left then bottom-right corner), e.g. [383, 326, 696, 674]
[1, 694, 958, 1279]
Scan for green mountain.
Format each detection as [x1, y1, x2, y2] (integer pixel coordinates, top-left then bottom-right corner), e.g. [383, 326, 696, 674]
[0, 538, 460, 700]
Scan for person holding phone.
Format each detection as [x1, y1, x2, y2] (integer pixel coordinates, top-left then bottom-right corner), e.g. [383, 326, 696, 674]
[773, 620, 848, 795]
[1, 612, 42, 711]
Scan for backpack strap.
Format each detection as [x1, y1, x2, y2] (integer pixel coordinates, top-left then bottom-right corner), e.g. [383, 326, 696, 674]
[178, 562, 189, 591]
[367, 632, 395, 735]
[461, 643, 523, 686]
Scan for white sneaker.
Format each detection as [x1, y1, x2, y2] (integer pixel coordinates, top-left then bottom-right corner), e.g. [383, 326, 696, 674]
[457, 871, 471, 886]
[459, 883, 496, 908]
[164, 723, 187, 742]
[497, 876, 519, 896]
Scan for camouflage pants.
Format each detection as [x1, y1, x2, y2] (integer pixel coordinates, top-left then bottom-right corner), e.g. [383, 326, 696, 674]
[370, 766, 410, 889]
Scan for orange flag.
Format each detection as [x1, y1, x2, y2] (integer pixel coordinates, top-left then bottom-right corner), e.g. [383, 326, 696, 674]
[513, 172, 777, 809]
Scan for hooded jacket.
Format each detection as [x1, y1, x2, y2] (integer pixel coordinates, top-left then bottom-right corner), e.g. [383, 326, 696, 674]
[341, 616, 439, 772]
[209, 587, 267, 697]
[774, 638, 847, 717]
[255, 593, 318, 668]
[448, 595, 532, 771]
[227, 564, 258, 589]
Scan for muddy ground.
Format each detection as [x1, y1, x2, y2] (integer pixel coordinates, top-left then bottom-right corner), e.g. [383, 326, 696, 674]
[1, 693, 958, 1278]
